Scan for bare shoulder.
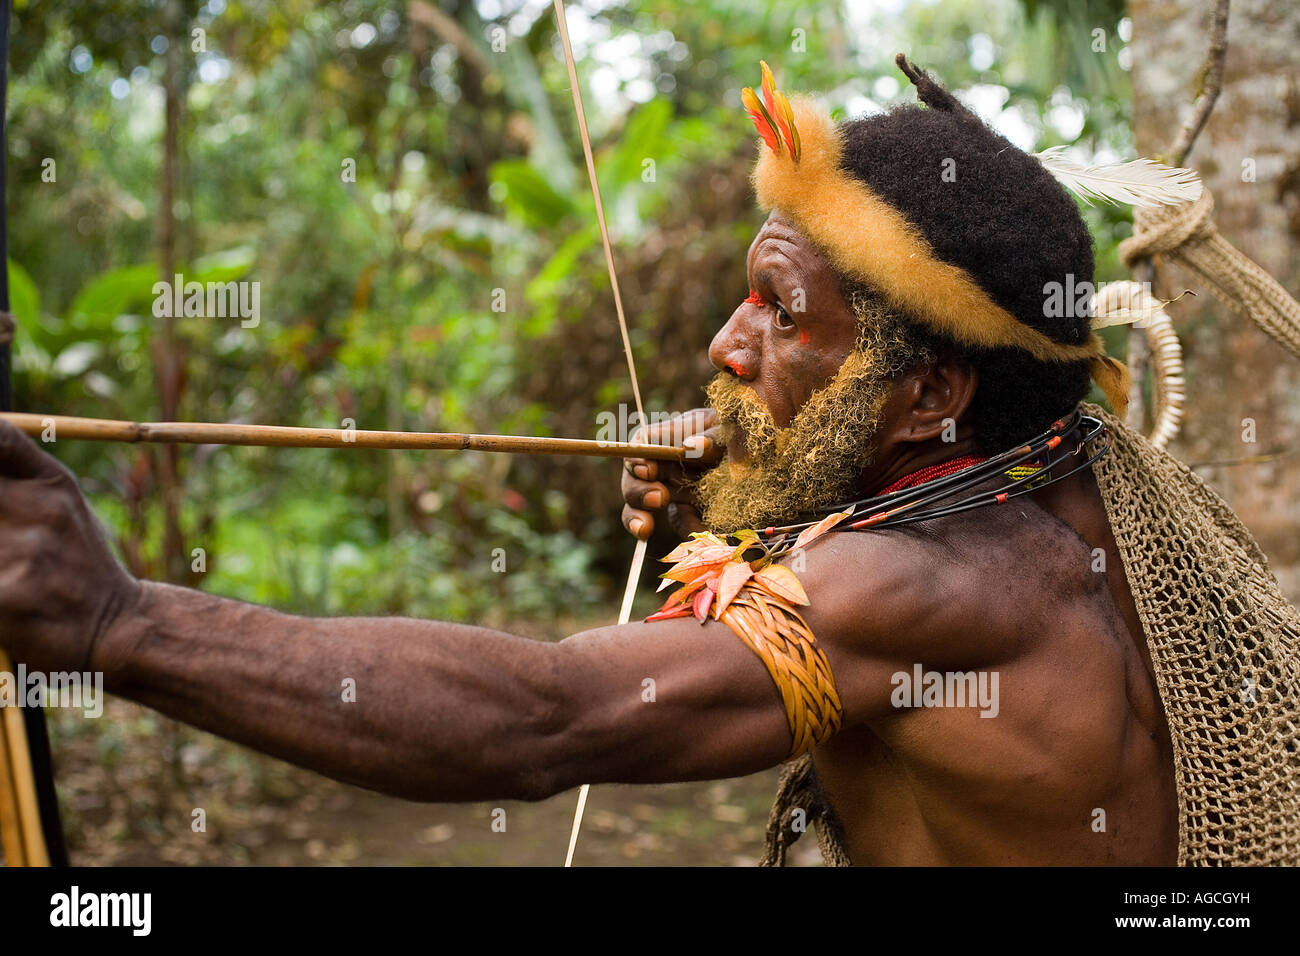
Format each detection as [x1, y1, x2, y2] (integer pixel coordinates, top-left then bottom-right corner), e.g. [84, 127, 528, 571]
[789, 500, 1107, 676]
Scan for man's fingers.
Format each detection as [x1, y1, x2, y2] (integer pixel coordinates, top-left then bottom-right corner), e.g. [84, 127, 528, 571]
[620, 410, 721, 535]
[0, 418, 66, 482]
[671, 407, 716, 436]
[682, 429, 725, 467]
[621, 505, 654, 541]
[631, 407, 718, 448]
[622, 477, 669, 511]
[624, 457, 657, 482]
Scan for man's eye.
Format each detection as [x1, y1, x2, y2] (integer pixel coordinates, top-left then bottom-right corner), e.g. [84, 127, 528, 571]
[772, 304, 795, 329]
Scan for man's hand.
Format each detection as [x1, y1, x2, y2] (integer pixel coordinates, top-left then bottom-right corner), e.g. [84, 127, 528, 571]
[0, 419, 140, 673]
[620, 408, 724, 541]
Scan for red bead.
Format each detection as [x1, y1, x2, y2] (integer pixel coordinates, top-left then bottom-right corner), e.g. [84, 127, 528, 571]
[878, 454, 988, 495]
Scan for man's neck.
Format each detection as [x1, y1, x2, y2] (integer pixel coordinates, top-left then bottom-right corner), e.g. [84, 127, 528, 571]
[858, 434, 986, 498]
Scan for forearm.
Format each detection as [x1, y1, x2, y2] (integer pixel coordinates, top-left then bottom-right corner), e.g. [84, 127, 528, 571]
[95, 581, 571, 802]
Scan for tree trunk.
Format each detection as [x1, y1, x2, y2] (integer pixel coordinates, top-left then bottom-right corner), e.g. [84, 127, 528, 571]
[1128, 0, 1300, 600]
[155, 0, 187, 585]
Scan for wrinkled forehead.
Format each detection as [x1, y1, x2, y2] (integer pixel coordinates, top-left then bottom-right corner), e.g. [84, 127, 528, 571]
[746, 211, 840, 283]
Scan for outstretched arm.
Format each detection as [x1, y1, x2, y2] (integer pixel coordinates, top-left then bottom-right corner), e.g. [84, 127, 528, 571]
[93, 581, 796, 802]
[1, 420, 911, 803]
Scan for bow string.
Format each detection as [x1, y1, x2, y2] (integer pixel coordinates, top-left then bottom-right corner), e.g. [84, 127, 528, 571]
[550, 0, 649, 868]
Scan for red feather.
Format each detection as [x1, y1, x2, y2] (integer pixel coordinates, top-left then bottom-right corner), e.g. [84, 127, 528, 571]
[741, 87, 781, 153]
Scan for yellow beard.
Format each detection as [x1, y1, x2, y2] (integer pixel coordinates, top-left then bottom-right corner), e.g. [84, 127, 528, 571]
[696, 346, 895, 532]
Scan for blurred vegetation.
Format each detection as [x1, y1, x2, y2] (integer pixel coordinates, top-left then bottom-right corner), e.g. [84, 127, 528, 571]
[4, 0, 1141, 858]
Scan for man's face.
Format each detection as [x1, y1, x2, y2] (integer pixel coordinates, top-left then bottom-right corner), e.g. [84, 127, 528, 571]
[698, 213, 903, 531]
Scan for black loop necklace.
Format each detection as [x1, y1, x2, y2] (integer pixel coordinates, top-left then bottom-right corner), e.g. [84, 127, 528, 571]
[752, 408, 1110, 558]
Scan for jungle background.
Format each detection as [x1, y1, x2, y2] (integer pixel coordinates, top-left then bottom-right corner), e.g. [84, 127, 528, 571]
[3, 0, 1296, 865]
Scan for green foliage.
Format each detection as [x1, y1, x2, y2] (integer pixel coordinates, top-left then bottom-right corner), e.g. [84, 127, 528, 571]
[490, 160, 576, 229]
[6, 0, 1139, 628]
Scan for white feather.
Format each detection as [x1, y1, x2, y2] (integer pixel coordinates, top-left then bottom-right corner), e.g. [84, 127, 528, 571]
[1035, 145, 1203, 208]
[1090, 280, 1165, 330]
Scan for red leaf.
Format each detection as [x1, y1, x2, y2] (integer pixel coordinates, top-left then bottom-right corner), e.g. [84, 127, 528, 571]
[646, 604, 694, 623]
[656, 578, 706, 610]
[693, 586, 716, 621]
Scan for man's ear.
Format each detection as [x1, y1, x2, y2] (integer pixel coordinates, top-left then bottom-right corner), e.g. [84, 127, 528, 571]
[880, 355, 979, 445]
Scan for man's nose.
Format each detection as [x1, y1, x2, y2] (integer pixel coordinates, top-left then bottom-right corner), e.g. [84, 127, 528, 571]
[709, 302, 760, 380]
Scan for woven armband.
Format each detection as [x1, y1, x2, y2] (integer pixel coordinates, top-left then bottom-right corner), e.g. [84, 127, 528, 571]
[717, 587, 843, 758]
[645, 531, 845, 760]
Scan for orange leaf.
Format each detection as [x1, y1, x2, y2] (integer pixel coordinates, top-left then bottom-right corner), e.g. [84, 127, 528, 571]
[661, 541, 696, 563]
[662, 542, 736, 577]
[753, 564, 809, 605]
[657, 578, 706, 611]
[793, 510, 850, 551]
[663, 532, 727, 563]
[713, 561, 755, 619]
[679, 542, 737, 564]
[661, 556, 733, 586]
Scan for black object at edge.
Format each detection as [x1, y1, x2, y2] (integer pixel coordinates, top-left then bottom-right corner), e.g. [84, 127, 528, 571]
[0, 0, 70, 868]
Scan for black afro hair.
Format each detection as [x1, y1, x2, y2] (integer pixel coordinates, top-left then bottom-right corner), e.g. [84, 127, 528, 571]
[836, 56, 1097, 449]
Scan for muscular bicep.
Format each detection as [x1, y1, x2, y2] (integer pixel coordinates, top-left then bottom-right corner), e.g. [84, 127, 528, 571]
[547, 559, 907, 790]
[540, 527, 978, 793]
[549, 616, 794, 788]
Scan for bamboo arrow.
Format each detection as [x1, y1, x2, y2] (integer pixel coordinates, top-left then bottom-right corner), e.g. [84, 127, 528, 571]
[0, 412, 687, 462]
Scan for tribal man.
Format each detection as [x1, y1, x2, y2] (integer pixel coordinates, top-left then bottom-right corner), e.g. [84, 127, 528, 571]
[1, 58, 1296, 865]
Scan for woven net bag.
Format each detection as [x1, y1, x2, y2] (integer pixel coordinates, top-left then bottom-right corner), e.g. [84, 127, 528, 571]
[1087, 403, 1300, 864]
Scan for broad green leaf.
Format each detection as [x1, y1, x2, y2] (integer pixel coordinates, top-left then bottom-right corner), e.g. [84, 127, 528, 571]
[7, 258, 41, 338]
[489, 160, 575, 229]
[191, 246, 256, 285]
[67, 264, 159, 334]
[605, 99, 673, 191]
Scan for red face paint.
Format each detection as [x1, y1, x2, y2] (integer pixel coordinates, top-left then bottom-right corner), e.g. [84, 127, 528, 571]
[727, 360, 751, 378]
[799, 328, 811, 345]
[744, 289, 765, 305]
